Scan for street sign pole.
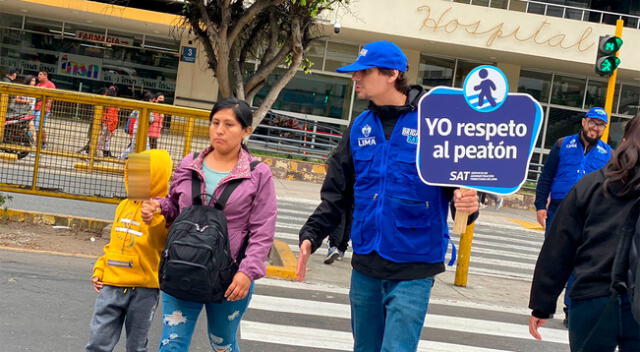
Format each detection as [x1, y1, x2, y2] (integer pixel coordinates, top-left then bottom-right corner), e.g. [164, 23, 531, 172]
[602, 19, 624, 143]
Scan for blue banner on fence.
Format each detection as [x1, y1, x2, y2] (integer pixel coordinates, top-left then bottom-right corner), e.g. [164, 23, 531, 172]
[417, 65, 543, 195]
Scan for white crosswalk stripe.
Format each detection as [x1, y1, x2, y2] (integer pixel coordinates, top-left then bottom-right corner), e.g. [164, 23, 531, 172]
[275, 199, 545, 281]
[241, 278, 568, 351]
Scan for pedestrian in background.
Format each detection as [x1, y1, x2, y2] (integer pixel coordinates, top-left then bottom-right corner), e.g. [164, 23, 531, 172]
[96, 86, 120, 158]
[141, 98, 276, 351]
[148, 92, 165, 149]
[2, 66, 17, 83]
[534, 107, 612, 326]
[296, 41, 479, 352]
[34, 71, 56, 149]
[120, 91, 155, 159]
[529, 113, 640, 352]
[86, 149, 173, 352]
[11, 75, 38, 142]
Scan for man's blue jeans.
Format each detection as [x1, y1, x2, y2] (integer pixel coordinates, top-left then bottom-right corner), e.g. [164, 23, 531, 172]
[569, 294, 640, 352]
[349, 269, 435, 352]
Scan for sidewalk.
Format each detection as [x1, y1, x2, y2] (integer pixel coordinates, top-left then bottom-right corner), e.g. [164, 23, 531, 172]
[2, 179, 550, 314]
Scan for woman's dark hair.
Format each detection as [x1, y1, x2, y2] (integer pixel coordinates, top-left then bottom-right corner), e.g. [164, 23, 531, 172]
[22, 75, 35, 85]
[604, 113, 640, 197]
[154, 92, 165, 100]
[378, 68, 410, 94]
[142, 91, 155, 102]
[209, 97, 253, 129]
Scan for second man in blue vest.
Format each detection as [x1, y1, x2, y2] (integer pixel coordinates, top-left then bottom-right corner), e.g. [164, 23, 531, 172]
[296, 41, 480, 352]
[534, 106, 612, 326]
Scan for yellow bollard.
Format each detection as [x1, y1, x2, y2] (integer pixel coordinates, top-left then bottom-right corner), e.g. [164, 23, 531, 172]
[454, 222, 475, 287]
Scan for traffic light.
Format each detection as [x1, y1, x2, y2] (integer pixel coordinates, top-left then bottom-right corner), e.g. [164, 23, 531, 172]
[595, 35, 623, 76]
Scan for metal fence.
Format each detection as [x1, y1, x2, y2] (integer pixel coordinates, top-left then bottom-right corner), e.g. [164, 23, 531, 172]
[447, 0, 640, 29]
[0, 82, 346, 204]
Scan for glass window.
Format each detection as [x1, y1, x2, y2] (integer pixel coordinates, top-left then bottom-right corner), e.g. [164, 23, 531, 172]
[305, 40, 325, 72]
[454, 60, 490, 88]
[324, 42, 359, 72]
[618, 84, 640, 116]
[608, 115, 630, 149]
[489, 0, 509, 9]
[419, 55, 455, 88]
[551, 75, 586, 107]
[518, 70, 552, 102]
[0, 13, 23, 30]
[24, 16, 62, 34]
[144, 35, 179, 53]
[584, 79, 607, 109]
[544, 107, 583, 148]
[254, 70, 351, 120]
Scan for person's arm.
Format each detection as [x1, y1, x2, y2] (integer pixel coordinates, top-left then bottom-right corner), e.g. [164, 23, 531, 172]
[529, 186, 584, 319]
[157, 157, 192, 224]
[534, 139, 562, 211]
[299, 124, 355, 253]
[237, 164, 277, 281]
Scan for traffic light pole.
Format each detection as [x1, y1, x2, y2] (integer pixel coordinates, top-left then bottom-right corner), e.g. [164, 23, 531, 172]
[602, 19, 624, 144]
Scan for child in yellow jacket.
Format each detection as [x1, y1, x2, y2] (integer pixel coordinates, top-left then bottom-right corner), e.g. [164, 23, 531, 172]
[86, 149, 172, 352]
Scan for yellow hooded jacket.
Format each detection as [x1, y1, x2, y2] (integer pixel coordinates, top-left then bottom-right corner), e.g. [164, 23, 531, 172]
[92, 150, 173, 288]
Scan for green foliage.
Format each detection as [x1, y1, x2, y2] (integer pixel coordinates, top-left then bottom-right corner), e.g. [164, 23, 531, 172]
[0, 193, 11, 208]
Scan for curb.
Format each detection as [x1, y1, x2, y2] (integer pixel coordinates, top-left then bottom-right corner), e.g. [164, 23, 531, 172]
[0, 208, 298, 281]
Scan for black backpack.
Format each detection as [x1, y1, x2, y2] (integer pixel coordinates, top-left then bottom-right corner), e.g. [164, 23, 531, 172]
[159, 158, 260, 303]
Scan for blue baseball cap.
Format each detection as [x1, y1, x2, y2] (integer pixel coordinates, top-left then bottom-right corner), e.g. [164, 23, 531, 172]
[585, 107, 608, 124]
[336, 41, 408, 73]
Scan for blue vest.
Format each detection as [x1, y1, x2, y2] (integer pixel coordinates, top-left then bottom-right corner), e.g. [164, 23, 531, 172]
[550, 134, 611, 200]
[349, 109, 451, 264]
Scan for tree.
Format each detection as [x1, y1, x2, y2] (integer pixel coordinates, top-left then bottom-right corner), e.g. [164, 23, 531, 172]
[180, 0, 349, 129]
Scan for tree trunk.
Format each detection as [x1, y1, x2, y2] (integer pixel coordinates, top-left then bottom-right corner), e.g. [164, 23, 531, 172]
[251, 17, 304, 130]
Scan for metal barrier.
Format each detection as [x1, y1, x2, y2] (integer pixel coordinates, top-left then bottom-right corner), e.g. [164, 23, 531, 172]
[447, 0, 640, 29]
[0, 82, 346, 204]
[250, 111, 343, 161]
[0, 82, 208, 203]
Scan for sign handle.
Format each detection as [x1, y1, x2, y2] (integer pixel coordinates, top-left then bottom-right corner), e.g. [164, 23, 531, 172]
[452, 188, 470, 234]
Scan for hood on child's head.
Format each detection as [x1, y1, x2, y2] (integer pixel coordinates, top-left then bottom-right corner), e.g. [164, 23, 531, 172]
[124, 149, 173, 199]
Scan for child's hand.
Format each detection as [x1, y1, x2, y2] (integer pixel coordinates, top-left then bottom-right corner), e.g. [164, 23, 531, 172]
[91, 277, 103, 293]
[141, 199, 160, 224]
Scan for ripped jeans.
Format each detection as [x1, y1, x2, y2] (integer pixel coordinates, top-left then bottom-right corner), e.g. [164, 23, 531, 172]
[158, 284, 254, 352]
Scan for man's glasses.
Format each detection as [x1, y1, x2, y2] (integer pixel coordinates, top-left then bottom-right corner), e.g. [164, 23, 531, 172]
[587, 119, 607, 131]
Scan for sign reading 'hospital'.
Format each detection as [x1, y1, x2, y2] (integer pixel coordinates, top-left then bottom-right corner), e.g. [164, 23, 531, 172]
[417, 65, 543, 195]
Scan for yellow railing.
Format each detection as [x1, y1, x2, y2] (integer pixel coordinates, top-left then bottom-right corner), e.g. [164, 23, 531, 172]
[0, 82, 210, 204]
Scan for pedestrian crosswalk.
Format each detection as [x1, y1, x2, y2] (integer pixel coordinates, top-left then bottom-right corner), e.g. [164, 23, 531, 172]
[274, 198, 545, 282]
[236, 198, 565, 352]
[241, 278, 568, 352]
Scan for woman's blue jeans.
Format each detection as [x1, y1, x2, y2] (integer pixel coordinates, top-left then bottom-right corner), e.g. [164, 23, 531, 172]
[569, 294, 640, 352]
[349, 269, 435, 352]
[158, 283, 253, 352]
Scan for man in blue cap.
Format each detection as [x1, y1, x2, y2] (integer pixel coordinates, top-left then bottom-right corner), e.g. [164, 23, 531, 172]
[296, 41, 480, 351]
[534, 106, 612, 326]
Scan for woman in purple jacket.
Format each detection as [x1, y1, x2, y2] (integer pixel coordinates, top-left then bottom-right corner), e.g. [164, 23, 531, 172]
[142, 98, 277, 352]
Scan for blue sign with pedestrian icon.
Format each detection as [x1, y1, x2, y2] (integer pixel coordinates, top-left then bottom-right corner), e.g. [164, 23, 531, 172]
[417, 65, 543, 195]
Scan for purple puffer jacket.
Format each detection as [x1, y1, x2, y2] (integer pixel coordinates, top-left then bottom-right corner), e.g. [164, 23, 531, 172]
[159, 146, 277, 281]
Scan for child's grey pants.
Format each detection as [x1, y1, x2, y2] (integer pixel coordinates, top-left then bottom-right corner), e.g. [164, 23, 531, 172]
[86, 285, 159, 352]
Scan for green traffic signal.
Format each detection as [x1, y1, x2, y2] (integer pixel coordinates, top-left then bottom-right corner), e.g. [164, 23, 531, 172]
[599, 36, 623, 54]
[597, 57, 621, 73]
[595, 35, 623, 76]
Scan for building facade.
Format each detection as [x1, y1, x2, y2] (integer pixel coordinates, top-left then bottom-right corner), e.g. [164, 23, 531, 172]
[1, 0, 640, 166]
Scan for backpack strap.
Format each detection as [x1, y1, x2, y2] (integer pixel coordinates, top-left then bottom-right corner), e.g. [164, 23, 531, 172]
[191, 152, 203, 206]
[215, 160, 262, 210]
